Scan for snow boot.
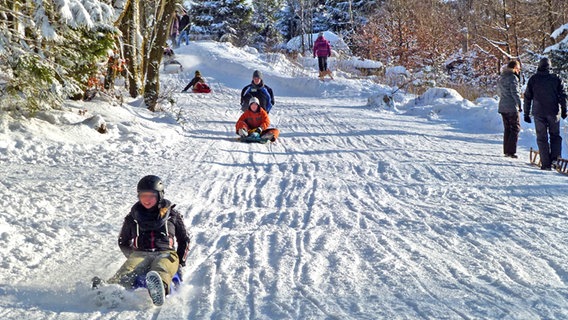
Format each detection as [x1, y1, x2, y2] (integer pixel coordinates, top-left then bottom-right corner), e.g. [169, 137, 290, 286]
[146, 271, 166, 306]
[318, 71, 324, 80]
[261, 132, 275, 141]
[92, 276, 104, 289]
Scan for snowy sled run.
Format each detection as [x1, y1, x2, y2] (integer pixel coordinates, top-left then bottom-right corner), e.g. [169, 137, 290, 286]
[529, 147, 568, 174]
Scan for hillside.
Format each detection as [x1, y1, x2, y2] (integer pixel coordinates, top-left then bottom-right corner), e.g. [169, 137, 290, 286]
[1, 41, 568, 319]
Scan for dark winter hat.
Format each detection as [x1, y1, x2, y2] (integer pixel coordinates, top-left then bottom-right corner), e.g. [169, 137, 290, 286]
[538, 57, 551, 70]
[252, 70, 262, 79]
[137, 175, 165, 202]
[195, 70, 201, 77]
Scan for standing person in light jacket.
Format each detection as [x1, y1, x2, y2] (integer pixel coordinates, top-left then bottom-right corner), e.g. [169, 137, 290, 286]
[524, 57, 568, 170]
[313, 32, 332, 79]
[497, 60, 522, 158]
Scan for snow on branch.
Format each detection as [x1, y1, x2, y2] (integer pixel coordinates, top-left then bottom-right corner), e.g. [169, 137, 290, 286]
[481, 36, 517, 60]
[551, 23, 568, 40]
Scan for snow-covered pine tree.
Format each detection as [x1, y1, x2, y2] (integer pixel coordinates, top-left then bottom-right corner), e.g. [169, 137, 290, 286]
[191, 0, 253, 45]
[313, 0, 376, 34]
[251, 0, 284, 51]
[546, 23, 568, 79]
[276, 1, 301, 41]
[0, 0, 116, 113]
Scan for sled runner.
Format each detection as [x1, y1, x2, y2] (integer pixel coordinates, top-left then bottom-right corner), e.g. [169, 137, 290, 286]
[529, 147, 568, 174]
[319, 69, 334, 81]
[529, 147, 541, 168]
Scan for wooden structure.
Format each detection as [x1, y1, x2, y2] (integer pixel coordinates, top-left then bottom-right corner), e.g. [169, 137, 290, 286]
[529, 147, 568, 174]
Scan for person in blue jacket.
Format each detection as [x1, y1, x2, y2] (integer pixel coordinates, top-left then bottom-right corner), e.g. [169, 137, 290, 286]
[240, 70, 274, 113]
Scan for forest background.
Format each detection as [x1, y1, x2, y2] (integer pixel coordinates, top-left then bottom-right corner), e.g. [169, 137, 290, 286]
[0, 0, 567, 113]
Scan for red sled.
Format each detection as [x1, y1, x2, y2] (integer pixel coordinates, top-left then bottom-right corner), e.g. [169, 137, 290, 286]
[193, 83, 211, 93]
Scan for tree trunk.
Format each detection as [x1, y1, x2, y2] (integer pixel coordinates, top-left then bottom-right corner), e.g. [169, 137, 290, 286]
[119, 0, 142, 98]
[144, 0, 178, 111]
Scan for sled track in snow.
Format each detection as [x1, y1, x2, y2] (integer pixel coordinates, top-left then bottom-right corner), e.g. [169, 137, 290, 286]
[3, 73, 568, 318]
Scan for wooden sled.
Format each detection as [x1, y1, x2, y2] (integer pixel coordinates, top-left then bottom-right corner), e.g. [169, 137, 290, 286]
[318, 69, 333, 81]
[529, 147, 568, 174]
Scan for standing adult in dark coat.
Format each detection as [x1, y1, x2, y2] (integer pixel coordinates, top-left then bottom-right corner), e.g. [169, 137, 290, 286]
[497, 60, 522, 158]
[524, 58, 568, 170]
[178, 11, 190, 47]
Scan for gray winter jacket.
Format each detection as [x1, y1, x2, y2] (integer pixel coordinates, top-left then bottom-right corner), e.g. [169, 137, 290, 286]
[497, 68, 522, 114]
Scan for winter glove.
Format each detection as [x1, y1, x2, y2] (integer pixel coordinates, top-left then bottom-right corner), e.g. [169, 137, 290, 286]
[562, 112, 567, 119]
[524, 115, 532, 123]
[249, 127, 262, 134]
[238, 128, 248, 137]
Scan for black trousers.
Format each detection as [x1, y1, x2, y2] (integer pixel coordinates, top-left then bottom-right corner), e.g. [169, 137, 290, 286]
[317, 56, 328, 72]
[534, 115, 562, 167]
[500, 112, 520, 155]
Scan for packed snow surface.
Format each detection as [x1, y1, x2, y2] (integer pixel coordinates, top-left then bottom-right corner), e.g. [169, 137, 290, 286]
[2, 41, 568, 319]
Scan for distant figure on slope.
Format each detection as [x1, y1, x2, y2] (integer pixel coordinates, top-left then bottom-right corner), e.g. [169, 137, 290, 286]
[240, 70, 274, 113]
[170, 11, 180, 48]
[236, 97, 280, 142]
[523, 57, 568, 170]
[163, 46, 183, 71]
[105, 175, 191, 306]
[497, 60, 522, 158]
[182, 70, 211, 93]
[313, 32, 333, 80]
[177, 10, 190, 47]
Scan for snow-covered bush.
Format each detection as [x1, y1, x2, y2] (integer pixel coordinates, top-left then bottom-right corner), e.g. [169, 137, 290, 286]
[545, 23, 568, 80]
[0, 2, 116, 114]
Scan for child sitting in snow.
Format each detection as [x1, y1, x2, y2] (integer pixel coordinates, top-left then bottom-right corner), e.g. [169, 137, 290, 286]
[181, 70, 211, 93]
[98, 175, 191, 306]
[236, 97, 280, 142]
[162, 46, 183, 71]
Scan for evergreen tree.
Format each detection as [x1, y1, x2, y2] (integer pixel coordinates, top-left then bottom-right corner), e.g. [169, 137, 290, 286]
[252, 0, 284, 51]
[191, 0, 253, 45]
[0, 0, 116, 113]
[313, 0, 378, 33]
[546, 23, 568, 79]
[276, 1, 302, 41]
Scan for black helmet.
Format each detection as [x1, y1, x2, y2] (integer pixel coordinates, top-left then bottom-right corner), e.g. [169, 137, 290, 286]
[137, 175, 165, 202]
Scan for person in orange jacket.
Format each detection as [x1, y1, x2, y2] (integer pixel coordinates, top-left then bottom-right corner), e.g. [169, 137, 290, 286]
[236, 97, 280, 142]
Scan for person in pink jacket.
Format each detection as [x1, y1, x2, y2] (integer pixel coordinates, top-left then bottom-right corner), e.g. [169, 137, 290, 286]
[313, 32, 332, 79]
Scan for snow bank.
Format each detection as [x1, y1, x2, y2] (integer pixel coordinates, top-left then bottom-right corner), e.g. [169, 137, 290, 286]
[286, 31, 350, 54]
[0, 99, 183, 164]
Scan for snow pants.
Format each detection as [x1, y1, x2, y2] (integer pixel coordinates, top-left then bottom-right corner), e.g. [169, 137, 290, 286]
[177, 30, 189, 47]
[260, 128, 280, 141]
[500, 112, 520, 155]
[317, 56, 328, 72]
[534, 114, 562, 168]
[108, 250, 179, 293]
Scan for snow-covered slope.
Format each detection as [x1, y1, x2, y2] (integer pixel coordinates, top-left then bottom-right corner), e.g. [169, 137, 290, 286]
[1, 41, 568, 319]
